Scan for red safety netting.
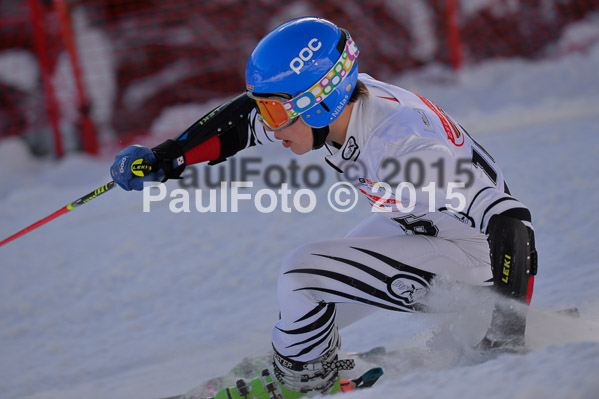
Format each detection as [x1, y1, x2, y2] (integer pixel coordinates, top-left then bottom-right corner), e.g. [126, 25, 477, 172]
[0, 0, 598, 156]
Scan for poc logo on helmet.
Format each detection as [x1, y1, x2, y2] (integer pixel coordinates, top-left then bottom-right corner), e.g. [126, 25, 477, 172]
[290, 38, 322, 75]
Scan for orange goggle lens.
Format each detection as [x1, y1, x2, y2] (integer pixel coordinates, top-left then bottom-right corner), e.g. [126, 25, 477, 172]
[254, 98, 291, 130]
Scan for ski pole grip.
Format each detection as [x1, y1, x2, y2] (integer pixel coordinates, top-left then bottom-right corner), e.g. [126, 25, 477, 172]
[131, 158, 153, 177]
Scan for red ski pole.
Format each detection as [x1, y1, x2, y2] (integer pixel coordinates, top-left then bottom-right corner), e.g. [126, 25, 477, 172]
[0, 158, 154, 248]
[0, 181, 117, 248]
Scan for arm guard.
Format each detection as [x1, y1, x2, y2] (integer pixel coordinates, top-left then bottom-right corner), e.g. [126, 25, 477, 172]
[151, 93, 257, 181]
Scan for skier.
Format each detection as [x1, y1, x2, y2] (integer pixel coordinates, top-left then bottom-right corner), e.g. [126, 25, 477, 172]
[110, 17, 537, 398]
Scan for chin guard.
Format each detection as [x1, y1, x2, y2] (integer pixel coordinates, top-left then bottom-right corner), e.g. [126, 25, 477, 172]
[312, 126, 330, 150]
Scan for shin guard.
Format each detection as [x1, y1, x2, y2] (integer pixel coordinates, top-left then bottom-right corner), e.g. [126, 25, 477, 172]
[488, 214, 537, 303]
[484, 214, 538, 346]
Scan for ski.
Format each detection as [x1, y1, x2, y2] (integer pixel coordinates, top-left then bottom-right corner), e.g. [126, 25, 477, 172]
[339, 367, 384, 393]
[158, 367, 383, 399]
[156, 354, 383, 399]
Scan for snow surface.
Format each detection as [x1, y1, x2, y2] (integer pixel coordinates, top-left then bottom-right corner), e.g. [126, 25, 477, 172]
[2, 22, 599, 399]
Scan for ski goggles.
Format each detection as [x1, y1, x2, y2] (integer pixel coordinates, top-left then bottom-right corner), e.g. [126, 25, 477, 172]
[247, 33, 359, 131]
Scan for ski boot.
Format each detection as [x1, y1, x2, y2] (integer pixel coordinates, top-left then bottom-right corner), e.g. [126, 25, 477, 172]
[210, 359, 382, 399]
[212, 340, 356, 399]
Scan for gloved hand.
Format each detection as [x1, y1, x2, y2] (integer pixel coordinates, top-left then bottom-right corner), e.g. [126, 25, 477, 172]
[110, 145, 165, 191]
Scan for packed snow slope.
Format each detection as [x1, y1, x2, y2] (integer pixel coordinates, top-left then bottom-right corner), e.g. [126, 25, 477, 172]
[2, 29, 599, 399]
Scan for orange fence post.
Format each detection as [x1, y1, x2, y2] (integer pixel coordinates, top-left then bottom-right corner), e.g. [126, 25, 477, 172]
[27, 0, 64, 158]
[445, 0, 463, 71]
[54, 0, 98, 155]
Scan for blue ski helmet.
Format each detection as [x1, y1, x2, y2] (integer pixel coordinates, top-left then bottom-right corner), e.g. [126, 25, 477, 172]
[246, 17, 359, 129]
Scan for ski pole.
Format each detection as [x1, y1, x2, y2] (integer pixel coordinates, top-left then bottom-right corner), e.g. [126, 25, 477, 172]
[0, 159, 153, 248]
[0, 181, 117, 248]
